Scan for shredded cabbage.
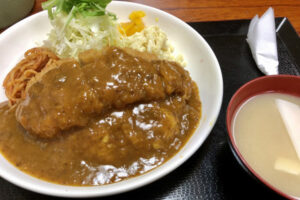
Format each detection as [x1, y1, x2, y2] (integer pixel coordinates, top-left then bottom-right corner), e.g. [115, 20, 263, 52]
[43, 13, 120, 58]
[42, 0, 120, 58]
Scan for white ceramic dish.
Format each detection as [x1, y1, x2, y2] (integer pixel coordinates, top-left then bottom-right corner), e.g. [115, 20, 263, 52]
[0, 1, 223, 198]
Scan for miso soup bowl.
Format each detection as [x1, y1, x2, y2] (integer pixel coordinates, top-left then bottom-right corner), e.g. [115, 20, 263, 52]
[226, 75, 300, 199]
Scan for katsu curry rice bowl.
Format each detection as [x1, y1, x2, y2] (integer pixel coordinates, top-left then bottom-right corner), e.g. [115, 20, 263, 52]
[0, 1, 222, 197]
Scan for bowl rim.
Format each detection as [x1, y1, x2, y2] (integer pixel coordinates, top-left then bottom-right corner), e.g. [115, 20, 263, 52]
[0, 1, 223, 198]
[226, 74, 300, 200]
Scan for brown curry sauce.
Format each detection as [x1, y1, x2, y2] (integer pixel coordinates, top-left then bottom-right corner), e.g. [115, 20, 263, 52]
[0, 47, 201, 186]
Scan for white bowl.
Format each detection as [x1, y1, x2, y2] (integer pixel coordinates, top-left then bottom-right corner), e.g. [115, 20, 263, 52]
[0, 1, 223, 197]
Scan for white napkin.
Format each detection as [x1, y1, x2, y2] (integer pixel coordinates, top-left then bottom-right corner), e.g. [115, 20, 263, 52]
[247, 7, 279, 75]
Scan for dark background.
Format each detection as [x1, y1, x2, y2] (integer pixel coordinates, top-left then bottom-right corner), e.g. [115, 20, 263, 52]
[1, 18, 299, 200]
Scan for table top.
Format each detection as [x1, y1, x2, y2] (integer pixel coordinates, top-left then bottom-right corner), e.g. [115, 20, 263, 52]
[24, 0, 300, 35]
[1, 0, 300, 35]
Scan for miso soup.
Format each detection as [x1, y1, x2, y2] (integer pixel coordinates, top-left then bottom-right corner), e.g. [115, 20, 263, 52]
[233, 93, 300, 198]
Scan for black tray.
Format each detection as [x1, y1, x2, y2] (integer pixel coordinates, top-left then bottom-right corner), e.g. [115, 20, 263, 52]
[1, 17, 299, 200]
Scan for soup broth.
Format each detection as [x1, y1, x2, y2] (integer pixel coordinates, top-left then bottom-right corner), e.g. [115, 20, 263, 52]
[233, 93, 300, 197]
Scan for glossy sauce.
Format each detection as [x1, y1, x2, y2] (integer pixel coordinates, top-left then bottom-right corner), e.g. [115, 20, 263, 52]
[233, 93, 300, 197]
[0, 47, 201, 185]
